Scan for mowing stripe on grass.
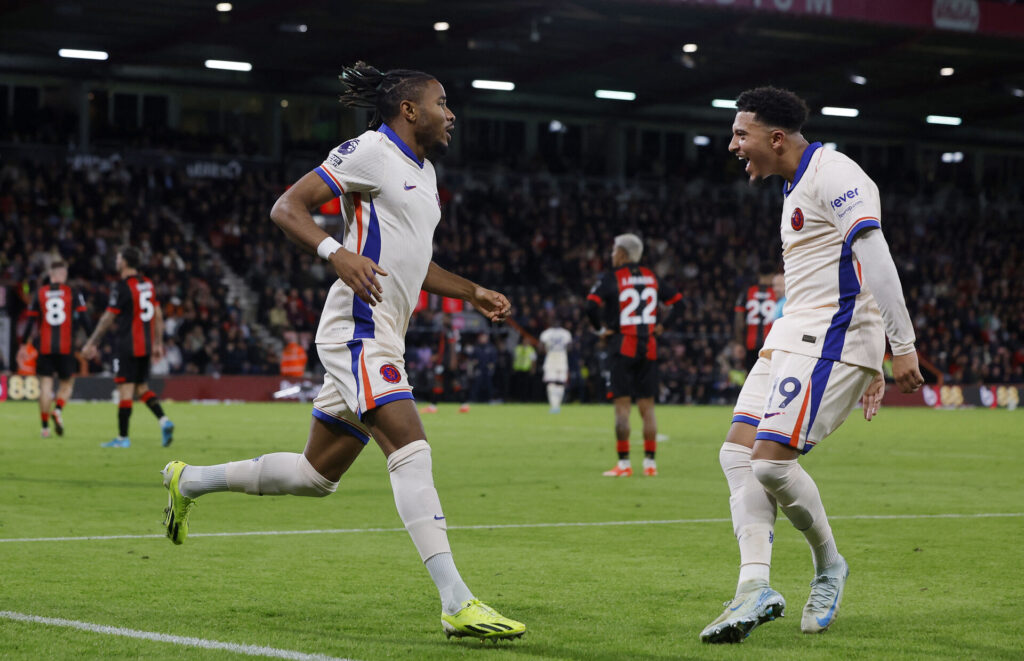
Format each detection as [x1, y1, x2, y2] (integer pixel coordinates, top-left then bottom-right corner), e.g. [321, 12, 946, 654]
[0, 610, 357, 660]
[0, 512, 1020, 544]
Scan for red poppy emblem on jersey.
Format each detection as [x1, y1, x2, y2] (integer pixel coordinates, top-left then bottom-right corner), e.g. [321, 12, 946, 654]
[791, 207, 804, 231]
[380, 364, 401, 384]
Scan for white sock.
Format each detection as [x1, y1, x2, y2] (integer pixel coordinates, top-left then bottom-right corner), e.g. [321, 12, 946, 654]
[618, 459, 631, 469]
[159, 416, 169, 425]
[812, 538, 841, 573]
[425, 552, 475, 615]
[221, 452, 337, 497]
[546, 383, 564, 409]
[387, 440, 452, 562]
[178, 465, 228, 499]
[751, 458, 838, 573]
[720, 443, 777, 594]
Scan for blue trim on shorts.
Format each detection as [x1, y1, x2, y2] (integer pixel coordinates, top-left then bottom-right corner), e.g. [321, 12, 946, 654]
[755, 430, 814, 455]
[732, 414, 760, 427]
[347, 339, 364, 419]
[311, 408, 370, 444]
[374, 391, 414, 408]
[755, 430, 791, 445]
[806, 358, 835, 443]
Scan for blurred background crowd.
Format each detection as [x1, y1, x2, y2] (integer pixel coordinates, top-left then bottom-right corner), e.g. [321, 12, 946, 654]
[3, 144, 1021, 405]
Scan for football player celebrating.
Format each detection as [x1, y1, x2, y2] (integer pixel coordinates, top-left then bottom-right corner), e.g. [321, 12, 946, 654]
[159, 62, 525, 641]
[700, 87, 924, 643]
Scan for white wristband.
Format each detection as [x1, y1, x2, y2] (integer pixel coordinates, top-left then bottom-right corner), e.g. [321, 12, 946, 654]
[317, 237, 342, 260]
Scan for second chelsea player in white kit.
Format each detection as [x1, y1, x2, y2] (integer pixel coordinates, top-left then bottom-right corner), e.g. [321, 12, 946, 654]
[539, 324, 572, 413]
[700, 86, 924, 644]
[160, 62, 525, 641]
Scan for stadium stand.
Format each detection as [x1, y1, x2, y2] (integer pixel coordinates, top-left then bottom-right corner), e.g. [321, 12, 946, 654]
[3, 148, 1021, 402]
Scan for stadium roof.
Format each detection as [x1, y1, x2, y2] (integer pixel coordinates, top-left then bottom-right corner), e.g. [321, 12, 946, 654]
[2, 0, 1024, 138]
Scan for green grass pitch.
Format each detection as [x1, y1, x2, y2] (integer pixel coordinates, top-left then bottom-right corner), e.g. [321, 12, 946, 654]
[1, 400, 1021, 660]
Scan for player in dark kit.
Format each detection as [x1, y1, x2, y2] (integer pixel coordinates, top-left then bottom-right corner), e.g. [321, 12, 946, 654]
[82, 246, 174, 448]
[21, 260, 92, 438]
[585, 233, 682, 477]
[735, 262, 779, 371]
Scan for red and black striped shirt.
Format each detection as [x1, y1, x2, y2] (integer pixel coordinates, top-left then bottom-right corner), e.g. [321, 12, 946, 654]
[107, 275, 159, 357]
[586, 263, 682, 359]
[25, 284, 89, 355]
[735, 284, 778, 351]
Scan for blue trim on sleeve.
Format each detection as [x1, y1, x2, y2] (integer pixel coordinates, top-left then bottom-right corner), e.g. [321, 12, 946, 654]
[843, 218, 882, 247]
[378, 124, 424, 169]
[314, 166, 343, 197]
[783, 142, 822, 198]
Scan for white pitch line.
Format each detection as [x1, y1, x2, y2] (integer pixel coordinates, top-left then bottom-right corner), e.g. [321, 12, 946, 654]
[0, 610, 357, 661]
[0, 512, 1020, 544]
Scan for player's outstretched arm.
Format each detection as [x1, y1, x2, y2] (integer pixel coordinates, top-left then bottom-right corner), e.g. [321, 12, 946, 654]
[270, 172, 388, 306]
[422, 261, 510, 322]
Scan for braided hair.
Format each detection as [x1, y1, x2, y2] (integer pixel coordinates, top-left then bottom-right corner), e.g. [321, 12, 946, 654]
[339, 61, 437, 130]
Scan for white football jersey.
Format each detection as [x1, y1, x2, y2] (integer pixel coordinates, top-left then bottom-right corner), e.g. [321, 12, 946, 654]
[764, 143, 886, 371]
[540, 326, 572, 374]
[312, 125, 441, 350]
[540, 327, 572, 354]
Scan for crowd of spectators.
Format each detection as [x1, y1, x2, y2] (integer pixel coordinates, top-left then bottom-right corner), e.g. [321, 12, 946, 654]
[2, 149, 1022, 403]
[0, 159, 278, 377]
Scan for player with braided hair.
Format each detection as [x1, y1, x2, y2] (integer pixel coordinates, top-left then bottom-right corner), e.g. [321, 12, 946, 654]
[160, 62, 525, 641]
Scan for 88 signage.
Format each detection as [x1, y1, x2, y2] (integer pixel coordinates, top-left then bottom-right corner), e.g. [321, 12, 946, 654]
[2, 375, 41, 401]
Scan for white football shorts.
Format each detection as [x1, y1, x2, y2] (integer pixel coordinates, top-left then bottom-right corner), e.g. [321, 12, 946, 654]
[312, 339, 415, 444]
[731, 350, 875, 454]
[543, 352, 569, 384]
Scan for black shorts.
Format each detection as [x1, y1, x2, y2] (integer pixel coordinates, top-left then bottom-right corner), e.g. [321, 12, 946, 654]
[114, 354, 150, 384]
[37, 353, 76, 380]
[608, 354, 658, 400]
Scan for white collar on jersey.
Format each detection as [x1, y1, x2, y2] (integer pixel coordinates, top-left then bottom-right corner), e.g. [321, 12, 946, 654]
[378, 124, 424, 169]
[783, 141, 822, 198]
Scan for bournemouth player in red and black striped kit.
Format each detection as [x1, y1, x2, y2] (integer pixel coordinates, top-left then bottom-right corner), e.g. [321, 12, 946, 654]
[734, 262, 779, 371]
[21, 260, 92, 438]
[82, 246, 174, 448]
[585, 233, 682, 477]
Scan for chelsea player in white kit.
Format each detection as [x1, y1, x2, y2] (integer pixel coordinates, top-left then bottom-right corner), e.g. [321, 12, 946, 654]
[539, 323, 572, 413]
[700, 87, 924, 643]
[160, 62, 525, 641]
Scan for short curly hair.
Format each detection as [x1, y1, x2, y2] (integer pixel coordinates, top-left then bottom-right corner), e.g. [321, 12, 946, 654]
[736, 86, 809, 133]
